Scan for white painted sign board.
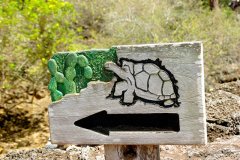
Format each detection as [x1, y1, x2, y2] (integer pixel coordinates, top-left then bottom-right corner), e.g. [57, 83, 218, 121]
[49, 42, 207, 145]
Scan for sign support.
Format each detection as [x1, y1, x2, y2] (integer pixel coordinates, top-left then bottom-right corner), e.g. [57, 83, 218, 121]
[104, 145, 160, 160]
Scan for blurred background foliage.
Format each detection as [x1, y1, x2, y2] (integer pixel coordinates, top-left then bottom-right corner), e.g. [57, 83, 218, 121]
[0, 0, 240, 154]
[0, 0, 240, 90]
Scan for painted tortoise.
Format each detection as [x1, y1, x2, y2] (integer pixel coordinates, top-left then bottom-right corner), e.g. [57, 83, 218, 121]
[105, 58, 180, 107]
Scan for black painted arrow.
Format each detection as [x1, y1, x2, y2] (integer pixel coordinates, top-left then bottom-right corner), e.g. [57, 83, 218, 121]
[74, 110, 180, 136]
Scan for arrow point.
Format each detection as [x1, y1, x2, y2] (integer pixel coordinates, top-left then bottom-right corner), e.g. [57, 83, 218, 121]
[74, 110, 109, 136]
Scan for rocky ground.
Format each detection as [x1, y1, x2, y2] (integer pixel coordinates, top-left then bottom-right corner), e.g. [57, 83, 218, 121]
[206, 81, 240, 141]
[0, 80, 240, 159]
[2, 136, 240, 160]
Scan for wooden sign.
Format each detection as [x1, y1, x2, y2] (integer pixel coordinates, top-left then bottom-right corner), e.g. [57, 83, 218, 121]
[48, 42, 207, 145]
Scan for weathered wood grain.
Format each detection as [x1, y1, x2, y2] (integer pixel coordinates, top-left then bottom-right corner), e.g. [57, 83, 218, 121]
[104, 145, 160, 160]
[49, 42, 207, 145]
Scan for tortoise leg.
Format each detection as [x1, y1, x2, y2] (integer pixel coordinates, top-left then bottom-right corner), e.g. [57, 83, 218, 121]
[163, 99, 174, 107]
[123, 89, 134, 104]
[114, 81, 128, 96]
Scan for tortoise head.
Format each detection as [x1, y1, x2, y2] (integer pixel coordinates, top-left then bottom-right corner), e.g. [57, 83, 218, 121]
[104, 61, 128, 80]
[122, 60, 134, 74]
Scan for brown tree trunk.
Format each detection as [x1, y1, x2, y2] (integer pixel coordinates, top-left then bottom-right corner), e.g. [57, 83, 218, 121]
[209, 0, 219, 10]
[229, 1, 240, 10]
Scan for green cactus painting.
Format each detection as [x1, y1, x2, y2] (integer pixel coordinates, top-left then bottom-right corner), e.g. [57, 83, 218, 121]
[48, 48, 117, 101]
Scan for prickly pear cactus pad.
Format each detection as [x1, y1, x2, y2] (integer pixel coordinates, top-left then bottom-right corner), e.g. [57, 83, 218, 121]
[48, 48, 117, 101]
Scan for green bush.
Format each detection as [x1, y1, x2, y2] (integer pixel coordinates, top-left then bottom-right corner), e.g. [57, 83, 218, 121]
[0, 0, 239, 89]
[0, 0, 85, 87]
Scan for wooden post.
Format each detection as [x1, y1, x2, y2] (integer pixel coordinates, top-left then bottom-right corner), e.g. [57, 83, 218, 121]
[104, 145, 160, 160]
